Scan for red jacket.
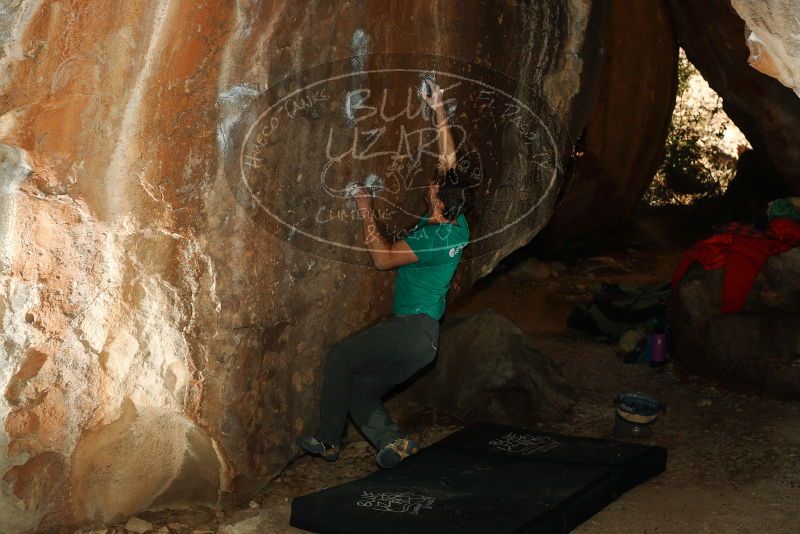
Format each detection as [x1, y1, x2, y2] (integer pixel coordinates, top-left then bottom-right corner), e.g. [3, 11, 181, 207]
[672, 219, 800, 313]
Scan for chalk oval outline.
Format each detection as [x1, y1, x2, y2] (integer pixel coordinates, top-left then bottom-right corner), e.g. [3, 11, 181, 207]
[238, 59, 565, 255]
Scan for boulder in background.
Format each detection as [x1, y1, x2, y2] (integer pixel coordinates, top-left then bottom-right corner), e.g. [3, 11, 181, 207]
[402, 309, 575, 426]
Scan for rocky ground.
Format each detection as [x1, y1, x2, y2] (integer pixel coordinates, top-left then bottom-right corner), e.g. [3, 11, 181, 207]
[85, 206, 800, 533]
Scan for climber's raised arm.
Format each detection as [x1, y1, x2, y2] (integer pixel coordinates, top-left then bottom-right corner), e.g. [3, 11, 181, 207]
[421, 80, 457, 172]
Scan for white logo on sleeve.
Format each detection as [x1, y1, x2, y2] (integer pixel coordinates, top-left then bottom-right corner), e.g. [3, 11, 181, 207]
[448, 244, 465, 257]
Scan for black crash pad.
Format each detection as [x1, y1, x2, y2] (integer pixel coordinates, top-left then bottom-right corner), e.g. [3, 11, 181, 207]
[290, 422, 667, 534]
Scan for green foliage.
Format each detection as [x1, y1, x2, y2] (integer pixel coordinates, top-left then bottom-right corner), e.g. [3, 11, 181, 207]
[644, 52, 739, 206]
[676, 53, 693, 97]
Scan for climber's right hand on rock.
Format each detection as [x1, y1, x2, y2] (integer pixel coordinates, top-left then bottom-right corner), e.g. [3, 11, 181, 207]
[419, 80, 444, 112]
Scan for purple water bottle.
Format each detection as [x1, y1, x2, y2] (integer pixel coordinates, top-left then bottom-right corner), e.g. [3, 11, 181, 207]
[650, 334, 666, 365]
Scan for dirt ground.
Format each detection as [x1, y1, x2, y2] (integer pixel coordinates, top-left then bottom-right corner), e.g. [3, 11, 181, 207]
[126, 207, 800, 533]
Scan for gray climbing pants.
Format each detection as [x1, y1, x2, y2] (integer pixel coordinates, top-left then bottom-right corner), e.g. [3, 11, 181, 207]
[316, 313, 439, 450]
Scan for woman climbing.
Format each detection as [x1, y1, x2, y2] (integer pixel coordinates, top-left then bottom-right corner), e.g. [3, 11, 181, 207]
[295, 79, 474, 468]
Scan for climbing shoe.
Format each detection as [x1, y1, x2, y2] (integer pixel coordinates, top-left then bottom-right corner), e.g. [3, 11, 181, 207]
[295, 435, 340, 462]
[376, 437, 421, 468]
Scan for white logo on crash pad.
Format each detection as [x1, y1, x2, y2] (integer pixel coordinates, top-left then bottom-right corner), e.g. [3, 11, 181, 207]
[489, 432, 560, 455]
[356, 490, 436, 516]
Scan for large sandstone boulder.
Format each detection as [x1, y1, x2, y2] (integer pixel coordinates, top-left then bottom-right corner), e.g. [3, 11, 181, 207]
[543, 0, 679, 238]
[729, 0, 800, 97]
[0, 1, 606, 530]
[670, 249, 800, 399]
[401, 309, 574, 425]
[666, 0, 800, 193]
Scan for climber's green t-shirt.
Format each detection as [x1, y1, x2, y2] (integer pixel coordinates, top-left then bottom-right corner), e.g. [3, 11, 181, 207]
[392, 213, 469, 320]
